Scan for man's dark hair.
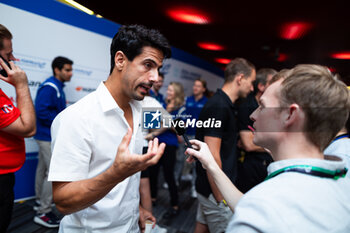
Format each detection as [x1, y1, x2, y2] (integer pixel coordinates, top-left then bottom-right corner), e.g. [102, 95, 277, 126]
[110, 25, 171, 74]
[253, 68, 277, 94]
[52, 56, 73, 76]
[224, 58, 255, 83]
[0, 24, 13, 50]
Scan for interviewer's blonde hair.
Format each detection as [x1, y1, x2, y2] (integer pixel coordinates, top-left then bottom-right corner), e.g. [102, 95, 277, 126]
[279, 64, 350, 151]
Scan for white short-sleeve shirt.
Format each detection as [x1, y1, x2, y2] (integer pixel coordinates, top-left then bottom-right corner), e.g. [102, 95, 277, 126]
[48, 82, 144, 233]
[226, 156, 350, 233]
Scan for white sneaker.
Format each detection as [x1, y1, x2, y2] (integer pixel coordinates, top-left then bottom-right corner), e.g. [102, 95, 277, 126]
[162, 182, 168, 189]
[33, 202, 56, 211]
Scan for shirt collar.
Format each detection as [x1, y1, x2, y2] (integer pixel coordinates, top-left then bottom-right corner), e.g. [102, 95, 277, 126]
[190, 95, 207, 103]
[50, 76, 65, 88]
[96, 82, 142, 114]
[267, 155, 346, 176]
[217, 89, 235, 108]
[96, 82, 121, 113]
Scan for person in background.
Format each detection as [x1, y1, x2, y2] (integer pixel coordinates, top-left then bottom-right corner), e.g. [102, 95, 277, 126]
[0, 24, 36, 232]
[179, 78, 208, 198]
[33, 56, 73, 228]
[194, 58, 256, 233]
[140, 93, 169, 233]
[149, 82, 185, 219]
[48, 24, 170, 232]
[150, 72, 166, 106]
[236, 68, 277, 193]
[186, 65, 350, 232]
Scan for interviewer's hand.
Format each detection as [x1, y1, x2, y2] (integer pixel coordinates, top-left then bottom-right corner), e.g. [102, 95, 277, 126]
[185, 139, 217, 170]
[110, 128, 166, 180]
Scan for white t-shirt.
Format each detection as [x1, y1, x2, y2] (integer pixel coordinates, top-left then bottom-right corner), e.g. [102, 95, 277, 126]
[48, 82, 144, 233]
[227, 156, 350, 233]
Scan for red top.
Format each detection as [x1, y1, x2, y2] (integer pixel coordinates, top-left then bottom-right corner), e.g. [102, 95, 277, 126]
[0, 89, 25, 174]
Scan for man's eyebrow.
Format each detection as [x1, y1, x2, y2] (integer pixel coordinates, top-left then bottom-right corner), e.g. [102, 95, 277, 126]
[144, 58, 158, 66]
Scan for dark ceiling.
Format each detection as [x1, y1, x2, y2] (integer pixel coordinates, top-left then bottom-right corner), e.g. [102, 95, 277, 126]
[80, 0, 350, 84]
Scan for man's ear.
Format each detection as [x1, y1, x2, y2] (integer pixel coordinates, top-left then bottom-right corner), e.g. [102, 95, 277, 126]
[236, 74, 244, 85]
[282, 104, 302, 129]
[114, 51, 126, 71]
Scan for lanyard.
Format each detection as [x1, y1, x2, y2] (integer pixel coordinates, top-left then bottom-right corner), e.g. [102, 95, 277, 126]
[265, 165, 348, 181]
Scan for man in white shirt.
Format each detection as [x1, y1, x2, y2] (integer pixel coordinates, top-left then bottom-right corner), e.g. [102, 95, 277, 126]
[48, 25, 171, 232]
[185, 64, 350, 232]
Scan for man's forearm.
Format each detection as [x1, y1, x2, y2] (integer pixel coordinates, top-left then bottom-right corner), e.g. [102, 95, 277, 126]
[15, 84, 36, 136]
[53, 167, 124, 215]
[208, 163, 243, 211]
[207, 171, 224, 202]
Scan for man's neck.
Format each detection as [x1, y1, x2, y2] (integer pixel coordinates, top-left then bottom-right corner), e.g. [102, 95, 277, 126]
[271, 133, 324, 161]
[104, 75, 130, 110]
[54, 76, 63, 83]
[335, 128, 348, 137]
[221, 83, 239, 103]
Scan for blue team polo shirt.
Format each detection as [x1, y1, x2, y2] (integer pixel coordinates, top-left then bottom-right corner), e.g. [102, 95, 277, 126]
[157, 105, 186, 147]
[34, 76, 66, 141]
[185, 95, 208, 136]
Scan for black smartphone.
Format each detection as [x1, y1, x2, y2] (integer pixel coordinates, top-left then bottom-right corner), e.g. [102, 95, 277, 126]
[0, 55, 12, 77]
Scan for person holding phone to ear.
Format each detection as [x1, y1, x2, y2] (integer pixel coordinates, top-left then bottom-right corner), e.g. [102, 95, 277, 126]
[0, 24, 36, 232]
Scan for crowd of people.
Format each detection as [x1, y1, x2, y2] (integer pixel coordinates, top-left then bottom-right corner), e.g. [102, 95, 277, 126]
[1, 22, 350, 233]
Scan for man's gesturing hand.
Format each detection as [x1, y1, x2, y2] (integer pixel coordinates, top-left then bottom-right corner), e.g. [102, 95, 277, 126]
[110, 128, 166, 180]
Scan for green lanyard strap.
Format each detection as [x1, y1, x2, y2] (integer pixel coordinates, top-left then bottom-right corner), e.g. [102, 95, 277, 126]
[265, 165, 348, 181]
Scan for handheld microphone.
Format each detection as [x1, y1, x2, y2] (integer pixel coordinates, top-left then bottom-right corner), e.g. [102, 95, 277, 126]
[173, 118, 197, 161]
[173, 118, 193, 149]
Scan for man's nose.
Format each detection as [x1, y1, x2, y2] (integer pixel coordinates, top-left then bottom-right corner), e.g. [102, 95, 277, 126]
[149, 70, 159, 83]
[250, 109, 257, 121]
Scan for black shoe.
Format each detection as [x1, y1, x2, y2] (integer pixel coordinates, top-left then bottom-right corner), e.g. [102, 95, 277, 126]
[163, 208, 179, 219]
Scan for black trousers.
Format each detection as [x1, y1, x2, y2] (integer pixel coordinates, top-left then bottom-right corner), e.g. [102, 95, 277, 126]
[0, 173, 15, 233]
[149, 145, 178, 206]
